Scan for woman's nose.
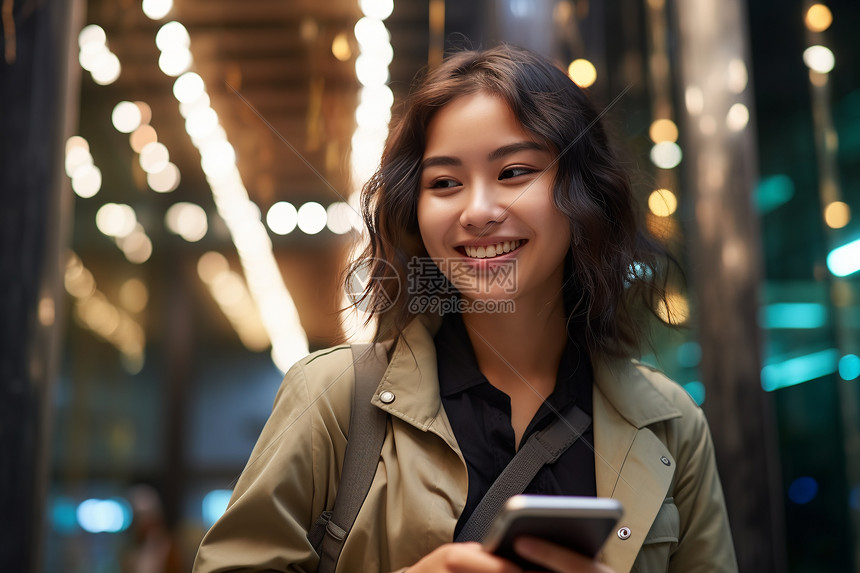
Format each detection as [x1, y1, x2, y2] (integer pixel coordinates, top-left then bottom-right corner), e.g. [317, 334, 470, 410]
[458, 183, 507, 230]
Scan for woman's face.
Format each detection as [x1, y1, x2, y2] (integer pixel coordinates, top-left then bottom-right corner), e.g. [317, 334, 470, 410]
[416, 91, 571, 306]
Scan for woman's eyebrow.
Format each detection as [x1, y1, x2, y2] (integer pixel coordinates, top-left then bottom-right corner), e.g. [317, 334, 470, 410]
[421, 156, 461, 169]
[487, 141, 545, 161]
[422, 141, 546, 170]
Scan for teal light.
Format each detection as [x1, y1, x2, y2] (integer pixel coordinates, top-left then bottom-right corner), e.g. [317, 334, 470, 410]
[676, 342, 702, 368]
[761, 349, 839, 391]
[203, 489, 233, 527]
[682, 381, 706, 405]
[76, 497, 132, 533]
[839, 354, 860, 381]
[754, 174, 794, 214]
[759, 303, 827, 329]
[51, 496, 79, 534]
[827, 238, 860, 277]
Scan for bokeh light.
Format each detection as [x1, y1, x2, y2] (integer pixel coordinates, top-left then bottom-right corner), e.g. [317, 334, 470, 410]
[650, 141, 683, 169]
[165, 202, 208, 242]
[142, 0, 173, 20]
[331, 32, 352, 61]
[297, 202, 328, 235]
[111, 101, 142, 133]
[803, 45, 835, 74]
[147, 162, 181, 193]
[266, 202, 299, 235]
[824, 201, 850, 229]
[648, 188, 678, 217]
[130, 125, 158, 153]
[805, 4, 833, 32]
[649, 119, 678, 143]
[567, 59, 597, 88]
[359, 0, 394, 20]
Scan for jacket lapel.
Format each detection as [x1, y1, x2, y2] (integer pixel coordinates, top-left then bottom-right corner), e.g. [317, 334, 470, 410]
[593, 360, 681, 572]
[370, 315, 461, 451]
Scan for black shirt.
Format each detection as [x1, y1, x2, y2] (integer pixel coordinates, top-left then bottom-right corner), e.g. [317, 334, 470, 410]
[435, 312, 597, 538]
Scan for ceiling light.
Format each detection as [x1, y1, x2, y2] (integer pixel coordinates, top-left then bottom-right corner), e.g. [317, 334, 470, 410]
[111, 101, 143, 133]
[297, 202, 327, 234]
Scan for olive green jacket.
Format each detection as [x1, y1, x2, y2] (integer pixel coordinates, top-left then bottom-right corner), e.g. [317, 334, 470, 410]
[193, 317, 737, 572]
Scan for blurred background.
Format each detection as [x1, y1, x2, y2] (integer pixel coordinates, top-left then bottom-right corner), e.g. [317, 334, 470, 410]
[2, 0, 859, 571]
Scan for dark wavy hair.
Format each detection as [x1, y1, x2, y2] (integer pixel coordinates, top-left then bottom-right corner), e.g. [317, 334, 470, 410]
[348, 44, 677, 359]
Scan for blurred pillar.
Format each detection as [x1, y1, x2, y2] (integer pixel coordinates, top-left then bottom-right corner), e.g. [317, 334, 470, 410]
[672, 0, 786, 570]
[0, 0, 82, 571]
[805, 5, 860, 565]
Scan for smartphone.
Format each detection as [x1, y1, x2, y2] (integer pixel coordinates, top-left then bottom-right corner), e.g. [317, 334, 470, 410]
[482, 495, 623, 571]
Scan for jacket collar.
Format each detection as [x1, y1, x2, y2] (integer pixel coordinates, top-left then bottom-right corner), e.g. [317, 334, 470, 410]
[372, 316, 684, 431]
[593, 358, 682, 429]
[371, 315, 450, 434]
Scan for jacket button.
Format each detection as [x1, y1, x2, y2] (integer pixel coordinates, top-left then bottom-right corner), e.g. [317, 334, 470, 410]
[379, 391, 395, 404]
[617, 527, 631, 540]
[660, 456, 671, 466]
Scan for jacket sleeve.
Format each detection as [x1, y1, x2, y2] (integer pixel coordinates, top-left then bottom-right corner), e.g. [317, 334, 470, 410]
[667, 400, 738, 573]
[192, 353, 353, 573]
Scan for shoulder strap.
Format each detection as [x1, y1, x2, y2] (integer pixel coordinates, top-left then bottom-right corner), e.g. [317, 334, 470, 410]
[455, 404, 592, 543]
[314, 343, 389, 573]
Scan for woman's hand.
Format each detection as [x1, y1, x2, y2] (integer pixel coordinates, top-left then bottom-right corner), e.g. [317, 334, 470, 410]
[406, 542, 522, 573]
[406, 539, 615, 573]
[514, 537, 615, 573]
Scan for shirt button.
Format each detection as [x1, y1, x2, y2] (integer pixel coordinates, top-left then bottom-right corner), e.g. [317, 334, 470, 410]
[660, 456, 671, 466]
[617, 527, 631, 540]
[379, 391, 395, 404]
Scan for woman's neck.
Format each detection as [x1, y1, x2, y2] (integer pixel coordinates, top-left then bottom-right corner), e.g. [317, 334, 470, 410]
[460, 295, 568, 395]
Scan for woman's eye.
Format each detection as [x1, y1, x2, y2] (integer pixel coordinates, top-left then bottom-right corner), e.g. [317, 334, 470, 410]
[430, 178, 460, 189]
[499, 167, 534, 180]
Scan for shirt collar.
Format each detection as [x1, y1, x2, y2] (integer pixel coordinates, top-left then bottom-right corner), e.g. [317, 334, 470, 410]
[434, 313, 590, 408]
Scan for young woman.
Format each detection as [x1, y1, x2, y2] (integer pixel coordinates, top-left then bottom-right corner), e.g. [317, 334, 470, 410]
[193, 45, 737, 572]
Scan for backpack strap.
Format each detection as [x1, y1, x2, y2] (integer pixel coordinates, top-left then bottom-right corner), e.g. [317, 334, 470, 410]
[455, 404, 592, 543]
[310, 343, 389, 573]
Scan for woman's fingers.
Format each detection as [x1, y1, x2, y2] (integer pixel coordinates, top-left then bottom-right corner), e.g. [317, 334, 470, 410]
[408, 542, 523, 573]
[513, 537, 614, 573]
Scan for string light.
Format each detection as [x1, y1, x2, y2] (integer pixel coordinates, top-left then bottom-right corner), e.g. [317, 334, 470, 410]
[152, 20, 309, 370]
[65, 252, 146, 373]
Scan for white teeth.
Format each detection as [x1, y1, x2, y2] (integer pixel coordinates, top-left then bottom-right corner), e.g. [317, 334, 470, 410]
[464, 240, 521, 259]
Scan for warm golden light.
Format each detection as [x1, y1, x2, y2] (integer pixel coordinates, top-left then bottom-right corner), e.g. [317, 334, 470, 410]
[726, 103, 750, 132]
[657, 293, 689, 325]
[567, 59, 597, 88]
[130, 125, 158, 153]
[824, 201, 851, 229]
[332, 32, 352, 61]
[198, 251, 230, 283]
[39, 297, 55, 326]
[805, 4, 833, 32]
[648, 189, 678, 217]
[135, 101, 152, 125]
[147, 162, 180, 193]
[727, 59, 748, 93]
[165, 202, 208, 242]
[649, 119, 678, 143]
[119, 278, 149, 313]
[96, 203, 137, 238]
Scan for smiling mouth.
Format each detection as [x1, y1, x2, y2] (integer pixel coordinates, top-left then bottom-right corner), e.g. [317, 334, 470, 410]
[460, 239, 525, 259]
